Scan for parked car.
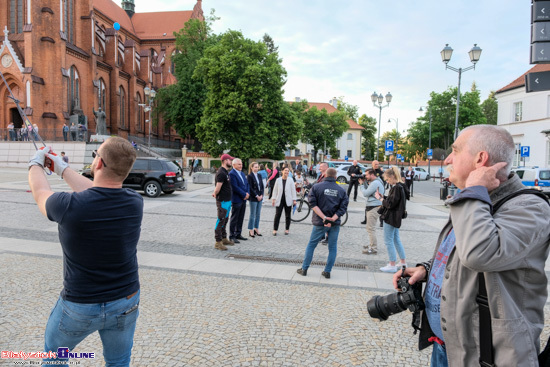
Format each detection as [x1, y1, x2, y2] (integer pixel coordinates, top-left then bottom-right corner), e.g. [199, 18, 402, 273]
[335, 163, 368, 184]
[412, 167, 430, 181]
[81, 157, 185, 198]
[513, 167, 550, 193]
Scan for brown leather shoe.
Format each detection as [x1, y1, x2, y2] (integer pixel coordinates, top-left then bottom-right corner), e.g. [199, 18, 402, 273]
[215, 241, 227, 251]
[222, 238, 235, 246]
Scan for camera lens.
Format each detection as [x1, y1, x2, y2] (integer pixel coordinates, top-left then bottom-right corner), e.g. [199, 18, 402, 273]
[367, 292, 409, 321]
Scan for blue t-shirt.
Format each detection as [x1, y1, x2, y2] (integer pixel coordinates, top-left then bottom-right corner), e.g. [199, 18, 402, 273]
[425, 229, 456, 341]
[46, 187, 143, 303]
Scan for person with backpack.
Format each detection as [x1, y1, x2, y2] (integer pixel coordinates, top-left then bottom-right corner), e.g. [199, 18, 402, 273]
[392, 125, 550, 367]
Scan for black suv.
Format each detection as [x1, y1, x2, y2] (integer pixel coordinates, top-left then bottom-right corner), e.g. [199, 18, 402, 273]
[82, 157, 185, 198]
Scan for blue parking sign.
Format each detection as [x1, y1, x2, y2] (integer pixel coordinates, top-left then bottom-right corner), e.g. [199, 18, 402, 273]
[396, 154, 403, 160]
[385, 140, 394, 152]
[521, 146, 530, 157]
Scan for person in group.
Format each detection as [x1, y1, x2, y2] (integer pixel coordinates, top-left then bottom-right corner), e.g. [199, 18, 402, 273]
[393, 125, 550, 367]
[70, 122, 78, 141]
[375, 166, 408, 273]
[212, 154, 235, 251]
[267, 164, 279, 199]
[8, 121, 15, 141]
[346, 160, 362, 202]
[229, 158, 249, 243]
[296, 168, 349, 279]
[32, 123, 39, 140]
[295, 159, 303, 173]
[28, 137, 143, 366]
[247, 162, 264, 237]
[258, 164, 268, 198]
[294, 170, 305, 194]
[78, 123, 87, 142]
[371, 160, 384, 183]
[271, 167, 297, 236]
[358, 169, 385, 255]
[315, 161, 329, 184]
[61, 152, 69, 164]
[21, 124, 28, 141]
[405, 166, 414, 195]
[62, 123, 69, 141]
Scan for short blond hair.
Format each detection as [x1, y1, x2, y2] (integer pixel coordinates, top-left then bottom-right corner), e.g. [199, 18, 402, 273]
[100, 137, 137, 181]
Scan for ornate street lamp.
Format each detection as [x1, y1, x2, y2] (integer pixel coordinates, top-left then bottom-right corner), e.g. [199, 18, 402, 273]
[371, 91, 393, 160]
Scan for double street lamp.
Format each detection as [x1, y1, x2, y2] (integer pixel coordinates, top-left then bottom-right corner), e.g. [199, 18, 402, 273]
[387, 117, 398, 165]
[419, 106, 432, 175]
[440, 43, 482, 140]
[371, 91, 392, 160]
[141, 86, 156, 150]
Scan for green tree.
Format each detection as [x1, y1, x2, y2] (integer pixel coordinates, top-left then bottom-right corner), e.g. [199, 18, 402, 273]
[481, 90, 498, 125]
[194, 30, 302, 161]
[154, 18, 219, 143]
[336, 96, 359, 123]
[292, 100, 349, 162]
[358, 114, 376, 160]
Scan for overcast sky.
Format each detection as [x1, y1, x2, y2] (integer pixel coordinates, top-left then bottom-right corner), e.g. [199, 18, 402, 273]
[133, 0, 531, 135]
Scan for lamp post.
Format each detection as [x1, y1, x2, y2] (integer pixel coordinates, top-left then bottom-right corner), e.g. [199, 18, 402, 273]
[419, 106, 433, 175]
[143, 86, 156, 150]
[440, 43, 482, 140]
[371, 91, 392, 160]
[387, 117, 398, 165]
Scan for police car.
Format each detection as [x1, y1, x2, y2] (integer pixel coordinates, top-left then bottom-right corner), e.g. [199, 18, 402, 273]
[513, 167, 550, 195]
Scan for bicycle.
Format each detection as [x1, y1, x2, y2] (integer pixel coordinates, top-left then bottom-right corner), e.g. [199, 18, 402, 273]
[291, 185, 348, 226]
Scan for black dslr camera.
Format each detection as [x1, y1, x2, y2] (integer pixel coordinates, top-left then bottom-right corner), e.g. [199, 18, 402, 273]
[367, 275, 425, 321]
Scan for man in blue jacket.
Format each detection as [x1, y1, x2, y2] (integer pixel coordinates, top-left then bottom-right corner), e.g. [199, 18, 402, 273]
[229, 158, 250, 243]
[297, 168, 349, 279]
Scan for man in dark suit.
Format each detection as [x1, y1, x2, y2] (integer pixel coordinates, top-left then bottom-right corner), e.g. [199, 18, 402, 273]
[229, 158, 250, 243]
[346, 160, 362, 201]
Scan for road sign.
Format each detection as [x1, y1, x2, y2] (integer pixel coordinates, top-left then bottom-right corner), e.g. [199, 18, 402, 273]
[532, 22, 550, 43]
[531, 2, 550, 64]
[521, 146, 530, 157]
[385, 140, 394, 152]
[396, 154, 403, 160]
[427, 148, 433, 160]
[531, 43, 550, 63]
[526, 70, 550, 92]
[533, 1, 550, 22]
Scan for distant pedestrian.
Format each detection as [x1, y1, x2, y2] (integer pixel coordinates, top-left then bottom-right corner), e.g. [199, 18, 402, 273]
[62, 123, 69, 141]
[61, 152, 69, 164]
[295, 159, 303, 173]
[247, 162, 264, 237]
[8, 122, 15, 141]
[296, 168, 349, 279]
[189, 158, 195, 176]
[258, 164, 268, 194]
[212, 154, 235, 251]
[70, 123, 77, 141]
[32, 124, 39, 141]
[267, 164, 279, 199]
[229, 158, 250, 243]
[358, 169, 385, 255]
[346, 160, 362, 201]
[271, 167, 297, 236]
[405, 166, 414, 195]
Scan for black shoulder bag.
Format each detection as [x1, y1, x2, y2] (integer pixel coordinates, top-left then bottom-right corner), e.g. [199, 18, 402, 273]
[477, 189, 550, 367]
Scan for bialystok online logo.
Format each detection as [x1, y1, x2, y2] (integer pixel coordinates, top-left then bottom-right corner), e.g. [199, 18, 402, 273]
[2, 348, 95, 361]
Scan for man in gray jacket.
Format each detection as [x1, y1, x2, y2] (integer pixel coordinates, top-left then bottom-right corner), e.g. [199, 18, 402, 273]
[358, 169, 384, 255]
[393, 125, 550, 367]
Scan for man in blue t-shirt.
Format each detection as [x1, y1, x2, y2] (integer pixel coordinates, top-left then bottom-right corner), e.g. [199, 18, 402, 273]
[28, 137, 143, 366]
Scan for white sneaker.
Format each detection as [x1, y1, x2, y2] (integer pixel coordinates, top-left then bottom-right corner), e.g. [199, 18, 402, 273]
[380, 264, 399, 273]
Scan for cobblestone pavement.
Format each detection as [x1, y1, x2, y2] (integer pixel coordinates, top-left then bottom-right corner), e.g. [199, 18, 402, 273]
[1, 167, 549, 366]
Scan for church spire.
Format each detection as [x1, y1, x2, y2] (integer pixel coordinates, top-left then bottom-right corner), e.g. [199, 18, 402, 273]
[121, 0, 135, 18]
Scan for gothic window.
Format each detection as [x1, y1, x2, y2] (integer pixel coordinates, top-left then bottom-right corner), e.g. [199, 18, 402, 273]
[9, 0, 24, 34]
[136, 93, 142, 131]
[63, 0, 74, 43]
[68, 66, 80, 114]
[150, 48, 158, 66]
[97, 78, 106, 110]
[119, 86, 126, 128]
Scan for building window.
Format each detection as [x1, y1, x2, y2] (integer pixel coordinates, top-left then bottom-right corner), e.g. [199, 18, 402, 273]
[63, 0, 74, 43]
[97, 79, 106, 110]
[514, 102, 522, 122]
[136, 93, 142, 131]
[9, 0, 24, 34]
[347, 150, 352, 158]
[513, 143, 522, 168]
[68, 66, 80, 114]
[347, 133, 353, 140]
[119, 86, 125, 128]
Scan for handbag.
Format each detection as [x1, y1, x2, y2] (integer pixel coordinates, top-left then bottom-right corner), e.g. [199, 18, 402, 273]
[377, 205, 388, 220]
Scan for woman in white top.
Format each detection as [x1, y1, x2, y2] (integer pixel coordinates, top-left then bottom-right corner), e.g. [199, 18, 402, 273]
[271, 167, 297, 236]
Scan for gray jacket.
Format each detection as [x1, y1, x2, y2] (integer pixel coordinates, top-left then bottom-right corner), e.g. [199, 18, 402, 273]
[360, 177, 384, 207]
[418, 174, 550, 366]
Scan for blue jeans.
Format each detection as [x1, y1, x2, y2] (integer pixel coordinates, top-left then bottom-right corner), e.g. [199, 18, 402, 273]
[383, 222, 406, 262]
[43, 290, 140, 366]
[431, 343, 448, 367]
[301, 225, 340, 273]
[248, 201, 262, 230]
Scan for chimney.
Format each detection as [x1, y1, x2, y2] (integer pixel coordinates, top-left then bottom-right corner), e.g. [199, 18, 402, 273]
[331, 97, 337, 108]
[295, 97, 301, 102]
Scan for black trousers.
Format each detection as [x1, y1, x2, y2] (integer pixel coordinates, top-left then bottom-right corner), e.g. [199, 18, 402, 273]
[274, 203, 291, 231]
[347, 179, 359, 200]
[215, 200, 231, 242]
[229, 201, 247, 238]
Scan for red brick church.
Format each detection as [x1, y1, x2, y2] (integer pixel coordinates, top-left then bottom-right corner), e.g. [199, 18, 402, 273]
[1, 0, 203, 144]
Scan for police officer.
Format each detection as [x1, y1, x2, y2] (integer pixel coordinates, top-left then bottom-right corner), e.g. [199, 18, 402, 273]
[297, 168, 349, 279]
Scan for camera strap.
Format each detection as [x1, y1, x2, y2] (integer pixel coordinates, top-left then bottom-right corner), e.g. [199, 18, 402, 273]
[477, 189, 549, 367]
